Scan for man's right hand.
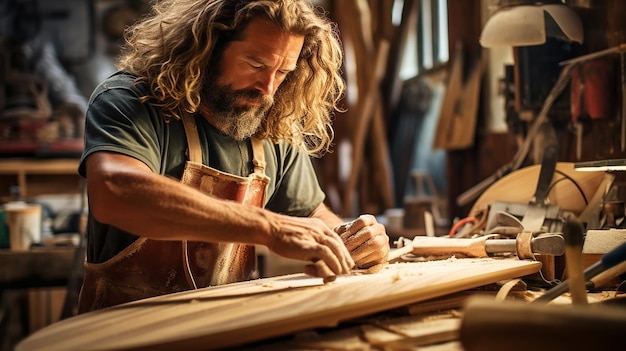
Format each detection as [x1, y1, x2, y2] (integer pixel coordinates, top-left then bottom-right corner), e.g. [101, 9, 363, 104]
[265, 214, 355, 279]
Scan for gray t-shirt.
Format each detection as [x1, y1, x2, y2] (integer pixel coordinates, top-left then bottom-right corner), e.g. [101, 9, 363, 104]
[79, 71, 326, 263]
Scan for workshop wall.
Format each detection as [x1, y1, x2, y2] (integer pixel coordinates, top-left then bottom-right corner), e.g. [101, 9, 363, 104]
[3, 0, 626, 227]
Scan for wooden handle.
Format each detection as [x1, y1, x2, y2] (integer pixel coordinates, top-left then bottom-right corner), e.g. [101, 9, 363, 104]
[564, 217, 588, 305]
[589, 260, 626, 289]
[411, 236, 490, 258]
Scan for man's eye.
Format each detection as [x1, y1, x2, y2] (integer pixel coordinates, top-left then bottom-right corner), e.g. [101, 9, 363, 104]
[277, 71, 289, 77]
[248, 62, 264, 70]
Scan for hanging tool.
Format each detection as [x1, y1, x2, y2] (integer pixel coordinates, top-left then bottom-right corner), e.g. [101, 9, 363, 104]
[459, 44, 626, 207]
[404, 233, 564, 260]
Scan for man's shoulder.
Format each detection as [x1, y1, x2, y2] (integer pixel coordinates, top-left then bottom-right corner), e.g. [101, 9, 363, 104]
[100, 71, 147, 91]
[89, 71, 149, 103]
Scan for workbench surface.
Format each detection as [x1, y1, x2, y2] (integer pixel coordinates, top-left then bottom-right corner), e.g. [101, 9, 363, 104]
[16, 258, 541, 351]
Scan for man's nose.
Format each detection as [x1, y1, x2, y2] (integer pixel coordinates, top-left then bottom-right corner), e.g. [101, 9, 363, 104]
[254, 71, 277, 96]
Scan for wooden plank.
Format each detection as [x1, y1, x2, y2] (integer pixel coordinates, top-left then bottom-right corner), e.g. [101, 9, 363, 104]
[17, 258, 541, 351]
[433, 43, 484, 150]
[0, 159, 81, 197]
[433, 41, 463, 150]
[0, 159, 79, 175]
[449, 50, 484, 149]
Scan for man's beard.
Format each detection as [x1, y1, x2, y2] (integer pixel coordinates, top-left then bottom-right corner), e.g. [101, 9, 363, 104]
[201, 78, 273, 140]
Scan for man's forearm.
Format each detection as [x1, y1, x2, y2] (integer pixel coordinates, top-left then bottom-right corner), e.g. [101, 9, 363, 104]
[309, 203, 344, 229]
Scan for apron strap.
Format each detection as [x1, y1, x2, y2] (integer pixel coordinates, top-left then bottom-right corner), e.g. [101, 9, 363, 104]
[250, 137, 266, 175]
[181, 112, 203, 164]
[182, 110, 266, 176]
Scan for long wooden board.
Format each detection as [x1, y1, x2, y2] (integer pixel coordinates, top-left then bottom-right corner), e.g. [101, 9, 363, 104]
[16, 258, 541, 351]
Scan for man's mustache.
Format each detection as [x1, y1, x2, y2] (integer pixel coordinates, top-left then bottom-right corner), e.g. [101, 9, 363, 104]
[233, 89, 273, 105]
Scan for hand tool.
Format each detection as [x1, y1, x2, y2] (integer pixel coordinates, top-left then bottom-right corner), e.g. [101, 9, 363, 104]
[520, 138, 557, 232]
[562, 216, 587, 304]
[534, 239, 626, 303]
[387, 237, 417, 262]
[408, 233, 564, 259]
[586, 260, 626, 290]
[486, 211, 523, 235]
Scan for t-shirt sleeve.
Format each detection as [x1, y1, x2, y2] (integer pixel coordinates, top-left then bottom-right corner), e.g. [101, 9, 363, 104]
[264, 142, 326, 217]
[78, 75, 163, 177]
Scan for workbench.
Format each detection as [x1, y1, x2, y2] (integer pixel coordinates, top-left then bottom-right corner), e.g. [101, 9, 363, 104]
[15, 257, 541, 351]
[0, 245, 80, 350]
[11, 252, 626, 351]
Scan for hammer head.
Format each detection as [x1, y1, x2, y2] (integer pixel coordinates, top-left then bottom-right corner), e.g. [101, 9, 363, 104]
[531, 233, 565, 256]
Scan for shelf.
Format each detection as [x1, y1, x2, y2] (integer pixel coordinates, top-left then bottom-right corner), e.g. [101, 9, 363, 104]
[0, 158, 82, 198]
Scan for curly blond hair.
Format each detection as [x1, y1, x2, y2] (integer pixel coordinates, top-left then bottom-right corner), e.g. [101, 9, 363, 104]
[117, 0, 345, 156]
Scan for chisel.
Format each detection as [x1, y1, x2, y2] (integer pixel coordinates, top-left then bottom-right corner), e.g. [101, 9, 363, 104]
[586, 260, 626, 290]
[409, 233, 564, 259]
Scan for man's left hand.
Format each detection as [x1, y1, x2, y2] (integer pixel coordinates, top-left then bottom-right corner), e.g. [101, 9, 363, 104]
[334, 214, 390, 269]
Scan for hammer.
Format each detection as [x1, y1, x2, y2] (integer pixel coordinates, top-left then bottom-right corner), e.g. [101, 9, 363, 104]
[406, 233, 564, 259]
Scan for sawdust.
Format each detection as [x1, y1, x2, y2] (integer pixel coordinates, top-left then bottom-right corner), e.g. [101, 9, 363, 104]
[391, 272, 402, 283]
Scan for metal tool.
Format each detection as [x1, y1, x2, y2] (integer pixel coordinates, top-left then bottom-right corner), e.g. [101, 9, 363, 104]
[534, 240, 626, 303]
[408, 233, 564, 259]
[521, 138, 558, 232]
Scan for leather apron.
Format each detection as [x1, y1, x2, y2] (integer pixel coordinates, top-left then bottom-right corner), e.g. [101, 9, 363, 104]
[78, 113, 269, 313]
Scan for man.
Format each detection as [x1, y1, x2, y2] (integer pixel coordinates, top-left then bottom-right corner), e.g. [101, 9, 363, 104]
[78, 0, 389, 313]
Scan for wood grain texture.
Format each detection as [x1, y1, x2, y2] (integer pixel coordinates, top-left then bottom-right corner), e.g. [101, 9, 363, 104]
[16, 258, 541, 351]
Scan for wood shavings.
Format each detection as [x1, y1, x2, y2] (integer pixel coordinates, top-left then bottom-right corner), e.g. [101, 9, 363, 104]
[252, 280, 276, 289]
[391, 271, 402, 282]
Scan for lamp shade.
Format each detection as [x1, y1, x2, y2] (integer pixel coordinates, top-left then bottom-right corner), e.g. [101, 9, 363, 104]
[574, 159, 626, 172]
[480, 3, 583, 47]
